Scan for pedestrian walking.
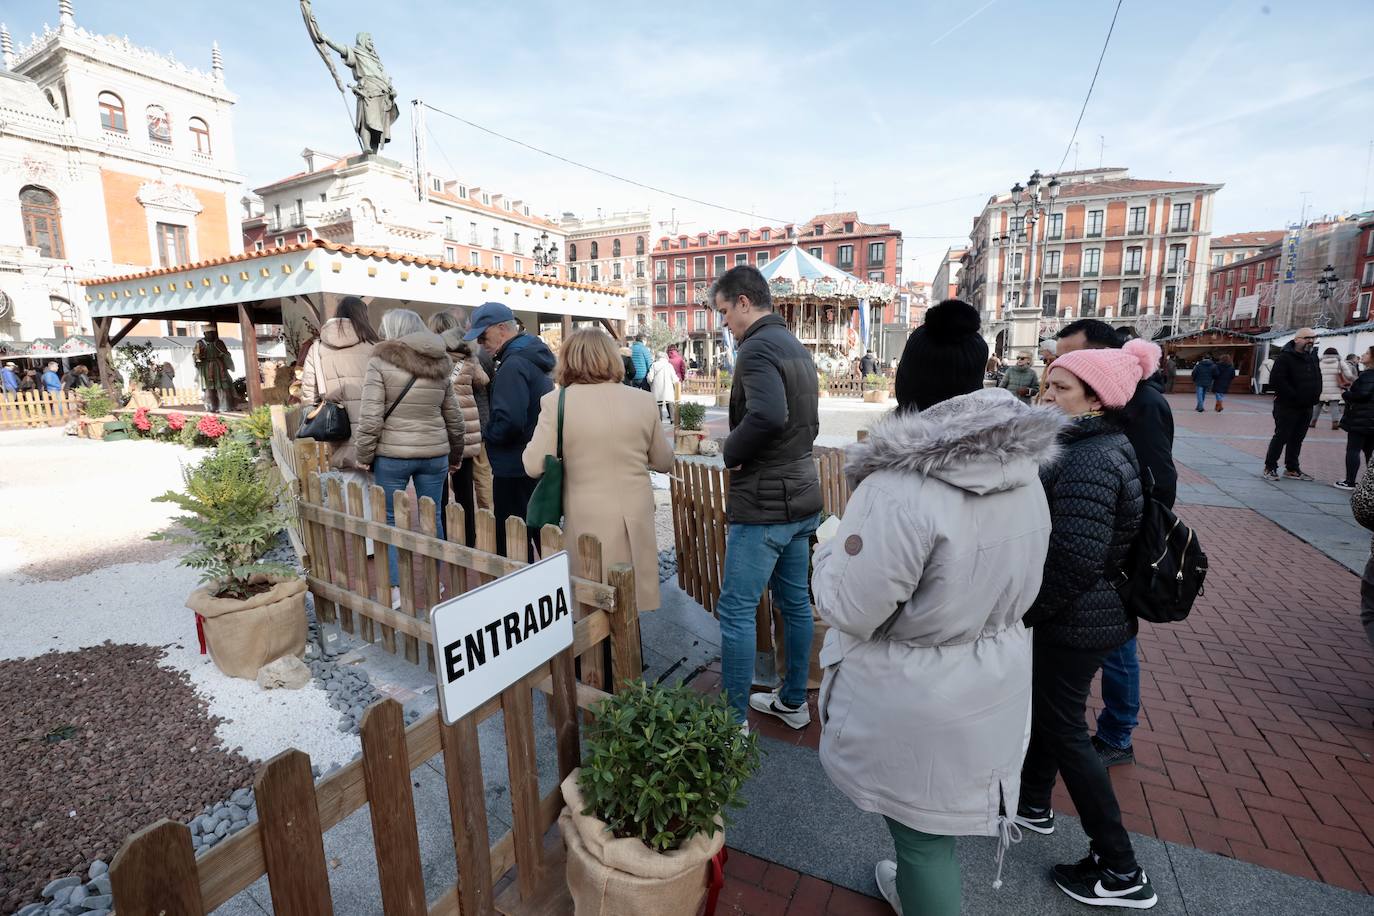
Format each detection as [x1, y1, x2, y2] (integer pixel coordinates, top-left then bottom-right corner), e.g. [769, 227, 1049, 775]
[156, 361, 176, 392]
[354, 309, 465, 597]
[1335, 347, 1374, 491]
[523, 329, 673, 612]
[471, 340, 496, 513]
[301, 296, 379, 473]
[649, 350, 676, 420]
[814, 300, 1063, 915]
[999, 351, 1040, 403]
[666, 344, 686, 381]
[1162, 352, 1178, 393]
[1, 362, 18, 392]
[193, 327, 235, 412]
[1257, 355, 1275, 394]
[20, 369, 38, 392]
[1054, 320, 1175, 770]
[630, 334, 653, 390]
[1190, 352, 1216, 412]
[1349, 450, 1374, 647]
[859, 348, 879, 377]
[711, 265, 822, 730]
[465, 302, 555, 558]
[1313, 347, 1348, 430]
[1263, 328, 1322, 481]
[430, 311, 489, 547]
[1016, 338, 1158, 911]
[1211, 354, 1237, 411]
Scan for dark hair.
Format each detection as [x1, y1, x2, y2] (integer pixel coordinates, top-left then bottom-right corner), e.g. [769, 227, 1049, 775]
[1057, 318, 1122, 349]
[334, 296, 380, 344]
[710, 265, 772, 311]
[1219, 353, 1232, 364]
[1323, 346, 1340, 357]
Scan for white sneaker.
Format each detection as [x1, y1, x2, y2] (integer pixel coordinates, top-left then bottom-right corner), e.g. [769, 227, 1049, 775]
[390, 586, 401, 608]
[748, 691, 811, 729]
[739, 721, 751, 738]
[875, 860, 903, 914]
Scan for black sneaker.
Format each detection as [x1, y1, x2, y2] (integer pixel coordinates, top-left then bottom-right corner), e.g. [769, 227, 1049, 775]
[1092, 735, 1135, 768]
[1262, 467, 1281, 481]
[1284, 469, 1316, 482]
[1053, 855, 1157, 909]
[1014, 806, 1055, 835]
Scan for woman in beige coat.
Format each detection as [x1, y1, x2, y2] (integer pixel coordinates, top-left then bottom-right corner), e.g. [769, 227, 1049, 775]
[429, 310, 490, 546]
[301, 296, 378, 472]
[523, 328, 673, 612]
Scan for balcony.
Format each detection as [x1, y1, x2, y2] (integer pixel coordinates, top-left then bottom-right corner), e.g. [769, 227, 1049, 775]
[1168, 223, 1191, 234]
[1046, 231, 1063, 241]
[1123, 266, 1142, 276]
[1107, 225, 1123, 236]
[1064, 227, 1083, 240]
[1083, 269, 1100, 278]
[1086, 229, 1103, 239]
[1061, 265, 1081, 279]
[838, 261, 855, 271]
[1043, 268, 1061, 279]
[1127, 226, 1147, 236]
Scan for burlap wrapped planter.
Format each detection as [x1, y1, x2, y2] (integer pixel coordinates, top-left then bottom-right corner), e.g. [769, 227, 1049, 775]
[560, 770, 723, 916]
[186, 575, 307, 679]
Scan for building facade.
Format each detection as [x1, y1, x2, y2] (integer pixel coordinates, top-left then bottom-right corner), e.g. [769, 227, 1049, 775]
[1356, 218, 1374, 327]
[1209, 230, 1284, 270]
[555, 210, 649, 327]
[931, 247, 964, 304]
[1209, 244, 1281, 332]
[0, 5, 243, 341]
[958, 168, 1222, 345]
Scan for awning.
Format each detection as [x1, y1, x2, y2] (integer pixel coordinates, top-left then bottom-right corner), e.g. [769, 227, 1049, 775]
[758, 245, 898, 302]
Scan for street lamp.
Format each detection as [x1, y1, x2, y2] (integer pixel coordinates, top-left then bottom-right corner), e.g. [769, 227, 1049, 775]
[1315, 264, 1339, 328]
[1002, 170, 1060, 326]
[532, 230, 560, 278]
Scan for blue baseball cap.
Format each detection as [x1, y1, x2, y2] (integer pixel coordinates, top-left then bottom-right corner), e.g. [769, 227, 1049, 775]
[463, 301, 516, 341]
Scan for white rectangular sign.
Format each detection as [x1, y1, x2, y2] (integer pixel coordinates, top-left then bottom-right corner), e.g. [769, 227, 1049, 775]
[1233, 293, 1260, 320]
[430, 551, 574, 725]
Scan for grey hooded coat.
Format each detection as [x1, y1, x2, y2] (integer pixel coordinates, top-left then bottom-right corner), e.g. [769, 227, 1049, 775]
[813, 388, 1065, 837]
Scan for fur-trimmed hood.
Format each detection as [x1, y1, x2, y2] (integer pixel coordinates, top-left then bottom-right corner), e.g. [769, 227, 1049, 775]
[372, 332, 453, 380]
[846, 387, 1067, 495]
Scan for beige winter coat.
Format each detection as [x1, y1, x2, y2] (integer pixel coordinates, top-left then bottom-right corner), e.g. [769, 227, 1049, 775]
[301, 319, 376, 469]
[522, 383, 673, 611]
[813, 388, 1064, 837]
[354, 331, 465, 465]
[441, 328, 489, 460]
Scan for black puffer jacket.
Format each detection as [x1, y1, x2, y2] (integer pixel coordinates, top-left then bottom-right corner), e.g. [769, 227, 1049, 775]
[1024, 414, 1143, 650]
[1341, 369, 1374, 435]
[723, 314, 822, 524]
[1269, 341, 1322, 409]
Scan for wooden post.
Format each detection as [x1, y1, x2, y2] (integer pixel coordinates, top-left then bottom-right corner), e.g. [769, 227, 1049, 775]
[561, 313, 572, 346]
[502, 517, 544, 899]
[540, 526, 581, 780]
[441, 713, 495, 916]
[360, 701, 427, 916]
[607, 563, 642, 692]
[110, 819, 206, 915]
[254, 750, 335, 915]
[238, 302, 263, 409]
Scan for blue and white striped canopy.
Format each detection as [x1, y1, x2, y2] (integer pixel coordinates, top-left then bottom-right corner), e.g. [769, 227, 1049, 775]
[758, 245, 861, 285]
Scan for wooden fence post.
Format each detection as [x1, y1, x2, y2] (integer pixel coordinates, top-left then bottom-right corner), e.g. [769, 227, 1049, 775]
[574, 534, 607, 694]
[370, 484, 397, 654]
[109, 819, 205, 915]
[360, 701, 427, 916]
[324, 476, 354, 635]
[392, 490, 421, 665]
[502, 516, 544, 900]
[540, 525, 581, 780]
[254, 749, 334, 915]
[607, 563, 642, 693]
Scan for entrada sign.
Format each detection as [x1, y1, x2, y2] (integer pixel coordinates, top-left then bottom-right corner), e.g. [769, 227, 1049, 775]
[430, 551, 574, 724]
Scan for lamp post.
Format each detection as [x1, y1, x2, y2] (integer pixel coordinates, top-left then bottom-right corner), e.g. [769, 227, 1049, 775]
[531, 230, 560, 279]
[1000, 170, 1060, 358]
[1316, 263, 1339, 328]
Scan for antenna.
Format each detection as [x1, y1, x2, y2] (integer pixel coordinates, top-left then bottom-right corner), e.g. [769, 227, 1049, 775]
[1098, 135, 1105, 169]
[411, 99, 427, 204]
[1299, 191, 1311, 227]
[1073, 142, 1080, 171]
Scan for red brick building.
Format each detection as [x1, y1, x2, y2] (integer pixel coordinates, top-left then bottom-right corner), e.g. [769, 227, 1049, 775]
[1209, 243, 1281, 332]
[1357, 218, 1374, 324]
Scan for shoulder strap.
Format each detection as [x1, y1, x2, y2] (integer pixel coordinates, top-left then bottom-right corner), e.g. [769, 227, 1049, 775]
[383, 375, 418, 422]
[556, 386, 565, 460]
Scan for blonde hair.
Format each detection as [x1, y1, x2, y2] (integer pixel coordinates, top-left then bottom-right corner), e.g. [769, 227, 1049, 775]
[557, 328, 624, 386]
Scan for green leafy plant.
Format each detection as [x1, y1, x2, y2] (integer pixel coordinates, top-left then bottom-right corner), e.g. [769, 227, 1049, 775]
[233, 406, 274, 455]
[114, 341, 160, 390]
[77, 384, 112, 419]
[717, 370, 732, 389]
[677, 401, 706, 431]
[641, 318, 680, 356]
[863, 373, 885, 391]
[150, 441, 292, 599]
[578, 680, 759, 852]
[817, 372, 830, 392]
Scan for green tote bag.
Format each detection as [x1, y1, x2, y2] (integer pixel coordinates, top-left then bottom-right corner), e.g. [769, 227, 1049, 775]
[525, 386, 565, 531]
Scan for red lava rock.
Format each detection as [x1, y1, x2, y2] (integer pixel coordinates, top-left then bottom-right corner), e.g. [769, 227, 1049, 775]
[0, 642, 255, 913]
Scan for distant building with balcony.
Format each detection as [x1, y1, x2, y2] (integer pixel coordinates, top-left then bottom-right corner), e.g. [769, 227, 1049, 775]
[1209, 230, 1285, 270]
[0, 7, 243, 341]
[958, 167, 1222, 345]
[1356, 218, 1374, 326]
[931, 247, 965, 304]
[1208, 242, 1280, 332]
[555, 210, 648, 328]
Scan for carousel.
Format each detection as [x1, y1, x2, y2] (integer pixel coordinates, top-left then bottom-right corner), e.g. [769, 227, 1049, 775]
[756, 245, 899, 373]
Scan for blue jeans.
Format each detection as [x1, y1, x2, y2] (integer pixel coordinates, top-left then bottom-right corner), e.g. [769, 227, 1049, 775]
[1095, 636, 1140, 750]
[373, 455, 448, 586]
[1195, 385, 1209, 411]
[716, 513, 820, 722]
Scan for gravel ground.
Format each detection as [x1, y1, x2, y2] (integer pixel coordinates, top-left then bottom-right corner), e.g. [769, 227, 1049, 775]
[0, 644, 256, 913]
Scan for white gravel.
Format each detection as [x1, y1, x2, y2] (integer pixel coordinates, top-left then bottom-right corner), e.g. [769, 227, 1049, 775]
[0, 428, 359, 768]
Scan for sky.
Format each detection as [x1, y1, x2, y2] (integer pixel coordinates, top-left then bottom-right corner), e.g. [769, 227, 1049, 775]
[9, 0, 1374, 282]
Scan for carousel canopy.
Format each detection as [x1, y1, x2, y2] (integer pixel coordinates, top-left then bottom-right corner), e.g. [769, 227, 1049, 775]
[758, 245, 898, 302]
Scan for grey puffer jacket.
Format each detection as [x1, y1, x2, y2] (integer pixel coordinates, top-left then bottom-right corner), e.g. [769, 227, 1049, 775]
[814, 388, 1064, 837]
[354, 331, 465, 465]
[1024, 414, 1143, 650]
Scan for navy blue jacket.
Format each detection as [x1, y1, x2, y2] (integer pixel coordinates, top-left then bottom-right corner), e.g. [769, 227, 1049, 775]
[1190, 358, 1217, 389]
[483, 334, 555, 477]
[1212, 362, 1237, 395]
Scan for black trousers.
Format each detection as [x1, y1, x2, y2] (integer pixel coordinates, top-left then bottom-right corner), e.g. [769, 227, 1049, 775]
[1344, 431, 1374, 486]
[446, 459, 477, 546]
[1265, 403, 1312, 472]
[492, 474, 539, 560]
[1020, 640, 1138, 874]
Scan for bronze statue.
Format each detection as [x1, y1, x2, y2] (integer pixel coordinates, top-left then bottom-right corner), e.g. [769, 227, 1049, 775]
[301, 0, 399, 155]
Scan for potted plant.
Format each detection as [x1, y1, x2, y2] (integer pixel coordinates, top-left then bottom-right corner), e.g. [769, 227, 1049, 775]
[233, 405, 274, 457]
[817, 372, 830, 398]
[151, 442, 305, 679]
[674, 401, 707, 455]
[561, 681, 759, 916]
[863, 373, 887, 403]
[77, 384, 115, 438]
[715, 371, 732, 408]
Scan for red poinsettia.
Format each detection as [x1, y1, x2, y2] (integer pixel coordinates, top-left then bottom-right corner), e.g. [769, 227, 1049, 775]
[133, 406, 152, 432]
[196, 415, 228, 439]
[166, 412, 187, 431]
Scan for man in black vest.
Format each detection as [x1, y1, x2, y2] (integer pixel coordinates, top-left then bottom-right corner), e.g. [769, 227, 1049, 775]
[1262, 328, 1322, 481]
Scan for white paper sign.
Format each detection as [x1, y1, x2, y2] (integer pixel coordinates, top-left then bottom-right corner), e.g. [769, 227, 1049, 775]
[430, 551, 574, 725]
[1233, 294, 1260, 321]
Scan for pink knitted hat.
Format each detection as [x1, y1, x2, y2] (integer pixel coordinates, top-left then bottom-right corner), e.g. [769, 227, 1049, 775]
[1050, 338, 1162, 408]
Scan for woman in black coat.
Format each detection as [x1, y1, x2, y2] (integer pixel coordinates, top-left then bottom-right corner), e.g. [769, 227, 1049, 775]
[1016, 339, 1155, 909]
[1336, 346, 1374, 490]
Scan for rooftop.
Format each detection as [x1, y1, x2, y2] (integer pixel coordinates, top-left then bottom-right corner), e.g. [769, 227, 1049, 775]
[1213, 231, 1286, 248]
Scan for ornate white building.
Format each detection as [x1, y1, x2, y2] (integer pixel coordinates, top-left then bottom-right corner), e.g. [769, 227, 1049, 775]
[0, 2, 243, 341]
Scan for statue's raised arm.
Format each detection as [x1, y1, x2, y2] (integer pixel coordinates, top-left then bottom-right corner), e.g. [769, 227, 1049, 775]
[299, 0, 398, 154]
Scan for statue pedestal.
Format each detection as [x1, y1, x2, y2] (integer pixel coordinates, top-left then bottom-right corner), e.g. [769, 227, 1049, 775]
[343, 152, 405, 170]
[1009, 306, 1043, 356]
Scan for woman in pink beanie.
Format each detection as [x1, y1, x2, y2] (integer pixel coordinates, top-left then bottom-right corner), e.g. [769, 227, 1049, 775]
[1014, 337, 1159, 909]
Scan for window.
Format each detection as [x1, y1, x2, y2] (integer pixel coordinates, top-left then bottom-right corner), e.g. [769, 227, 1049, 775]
[1044, 250, 1061, 276]
[868, 271, 884, 281]
[1212, 253, 1225, 268]
[734, 253, 747, 266]
[470, 251, 481, 266]
[1047, 213, 1063, 239]
[1241, 266, 1249, 282]
[444, 216, 454, 238]
[1167, 244, 1186, 272]
[814, 223, 824, 236]
[713, 254, 726, 277]
[761, 229, 771, 241]
[590, 265, 599, 281]
[1128, 206, 1147, 233]
[1364, 262, 1374, 286]
[590, 241, 599, 259]
[254, 239, 264, 252]
[655, 261, 667, 280]
[458, 186, 468, 198]
[98, 91, 126, 132]
[693, 256, 705, 277]
[718, 232, 728, 244]
[675, 283, 686, 304]
[1164, 285, 1177, 315]
[320, 193, 327, 202]
[1087, 210, 1104, 237]
[189, 117, 211, 154]
[20, 186, 64, 258]
[694, 309, 706, 331]
[275, 236, 284, 248]
[1226, 271, 1234, 286]
[613, 239, 621, 257]
[837, 245, 854, 268]
[756, 250, 770, 266]
[844, 221, 855, 233]
[493, 254, 503, 270]
[431, 177, 443, 193]
[674, 258, 686, 279]
[612, 262, 621, 280]
[868, 241, 886, 266]
[482, 193, 490, 205]
[1083, 248, 1101, 276]
[569, 266, 578, 282]
[1125, 247, 1142, 273]
[656, 285, 667, 305]
[492, 228, 502, 250]
[1368, 232, 1374, 256]
[293, 198, 304, 225]
[1171, 202, 1191, 232]
[636, 236, 645, 255]
[676, 309, 687, 327]
[513, 232, 521, 254]
[297, 231, 308, 244]
[1010, 216, 1025, 234]
[1258, 262, 1267, 279]
[664, 310, 673, 328]
[1120, 287, 1140, 316]
[469, 222, 478, 244]
[1358, 292, 1372, 320]
[444, 245, 456, 262]
[568, 243, 578, 261]
[636, 260, 644, 278]
[1041, 289, 1059, 317]
[515, 259, 524, 273]
[146, 105, 172, 143]
[1080, 287, 1099, 316]
[1010, 252, 1023, 281]
[808, 246, 823, 260]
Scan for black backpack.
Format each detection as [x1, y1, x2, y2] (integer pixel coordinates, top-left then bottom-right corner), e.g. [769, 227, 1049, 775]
[1113, 472, 1208, 623]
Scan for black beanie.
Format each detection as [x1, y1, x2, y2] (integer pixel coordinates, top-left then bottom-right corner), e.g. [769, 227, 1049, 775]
[893, 299, 988, 412]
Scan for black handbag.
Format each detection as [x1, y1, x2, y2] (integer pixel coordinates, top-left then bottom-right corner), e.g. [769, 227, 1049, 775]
[296, 399, 351, 442]
[525, 387, 565, 530]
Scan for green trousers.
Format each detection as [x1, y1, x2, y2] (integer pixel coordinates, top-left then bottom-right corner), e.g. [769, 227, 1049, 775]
[884, 817, 961, 915]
